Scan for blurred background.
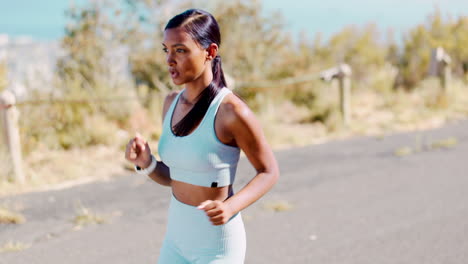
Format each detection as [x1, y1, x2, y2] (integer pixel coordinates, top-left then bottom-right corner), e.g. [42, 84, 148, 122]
[0, 0, 467, 194]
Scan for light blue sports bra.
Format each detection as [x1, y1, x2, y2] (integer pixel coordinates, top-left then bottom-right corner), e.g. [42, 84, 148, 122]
[158, 87, 241, 188]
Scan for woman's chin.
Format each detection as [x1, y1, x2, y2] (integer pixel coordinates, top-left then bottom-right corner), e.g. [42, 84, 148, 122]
[171, 78, 184, 86]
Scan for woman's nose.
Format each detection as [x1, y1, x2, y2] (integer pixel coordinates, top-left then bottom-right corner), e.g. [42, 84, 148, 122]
[166, 53, 175, 66]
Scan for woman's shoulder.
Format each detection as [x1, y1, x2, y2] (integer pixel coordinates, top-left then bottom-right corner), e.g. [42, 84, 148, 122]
[162, 90, 180, 119]
[218, 91, 254, 128]
[164, 90, 180, 107]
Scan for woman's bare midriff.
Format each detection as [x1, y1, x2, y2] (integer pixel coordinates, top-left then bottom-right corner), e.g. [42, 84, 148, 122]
[171, 180, 233, 207]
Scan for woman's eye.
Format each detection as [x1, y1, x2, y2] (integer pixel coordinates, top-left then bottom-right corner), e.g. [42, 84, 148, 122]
[176, 49, 185, 53]
[162, 48, 168, 53]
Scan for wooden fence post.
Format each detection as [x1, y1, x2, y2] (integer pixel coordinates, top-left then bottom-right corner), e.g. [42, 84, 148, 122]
[441, 61, 451, 92]
[429, 47, 451, 93]
[0, 90, 25, 184]
[320, 63, 352, 126]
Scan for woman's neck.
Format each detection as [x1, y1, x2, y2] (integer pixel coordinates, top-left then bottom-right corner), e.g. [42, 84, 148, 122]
[183, 67, 213, 102]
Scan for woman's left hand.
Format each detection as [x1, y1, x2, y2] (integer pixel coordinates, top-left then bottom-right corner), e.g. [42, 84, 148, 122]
[198, 200, 234, 226]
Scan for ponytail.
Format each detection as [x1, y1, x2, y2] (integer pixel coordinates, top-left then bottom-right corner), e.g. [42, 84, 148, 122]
[212, 55, 227, 89]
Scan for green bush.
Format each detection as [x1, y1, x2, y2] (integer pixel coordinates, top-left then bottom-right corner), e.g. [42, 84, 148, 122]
[397, 10, 468, 89]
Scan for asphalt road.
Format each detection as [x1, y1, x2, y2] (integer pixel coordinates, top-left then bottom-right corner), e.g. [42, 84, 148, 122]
[1, 119, 468, 264]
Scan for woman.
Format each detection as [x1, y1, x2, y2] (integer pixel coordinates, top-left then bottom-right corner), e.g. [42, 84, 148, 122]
[125, 9, 279, 264]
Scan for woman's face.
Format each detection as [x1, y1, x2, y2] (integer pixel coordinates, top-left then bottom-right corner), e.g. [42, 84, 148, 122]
[162, 27, 209, 86]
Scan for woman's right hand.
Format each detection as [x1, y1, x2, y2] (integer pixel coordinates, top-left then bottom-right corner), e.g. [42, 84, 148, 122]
[125, 133, 152, 169]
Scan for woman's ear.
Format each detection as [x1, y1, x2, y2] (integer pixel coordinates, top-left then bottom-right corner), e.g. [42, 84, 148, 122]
[206, 43, 219, 60]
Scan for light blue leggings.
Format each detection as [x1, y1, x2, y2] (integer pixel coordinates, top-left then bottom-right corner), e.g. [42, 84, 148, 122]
[157, 194, 246, 264]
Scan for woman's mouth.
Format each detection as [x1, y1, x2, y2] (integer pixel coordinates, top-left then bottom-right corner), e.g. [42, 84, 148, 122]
[169, 69, 179, 79]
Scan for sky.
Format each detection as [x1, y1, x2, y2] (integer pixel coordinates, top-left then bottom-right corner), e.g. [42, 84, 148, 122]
[0, 0, 467, 41]
[0, 0, 83, 40]
[263, 0, 468, 40]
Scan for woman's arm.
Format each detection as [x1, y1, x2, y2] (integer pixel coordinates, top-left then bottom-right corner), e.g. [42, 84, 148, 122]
[198, 94, 279, 224]
[146, 91, 181, 186]
[147, 160, 171, 186]
[126, 134, 172, 187]
[222, 96, 279, 213]
[125, 91, 179, 187]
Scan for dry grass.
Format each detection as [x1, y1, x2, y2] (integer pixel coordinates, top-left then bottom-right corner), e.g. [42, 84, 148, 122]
[394, 147, 413, 157]
[256, 79, 468, 150]
[0, 207, 25, 224]
[73, 201, 107, 227]
[394, 136, 459, 157]
[347, 79, 468, 137]
[0, 144, 130, 197]
[430, 137, 458, 149]
[263, 200, 294, 212]
[0, 241, 31, 253]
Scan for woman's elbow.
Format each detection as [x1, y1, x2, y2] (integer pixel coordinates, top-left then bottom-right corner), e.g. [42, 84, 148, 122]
[269, 165, 280, 186]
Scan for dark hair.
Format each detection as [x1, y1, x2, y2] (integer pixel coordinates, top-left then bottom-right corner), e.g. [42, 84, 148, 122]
[165, 9, 227, 136]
